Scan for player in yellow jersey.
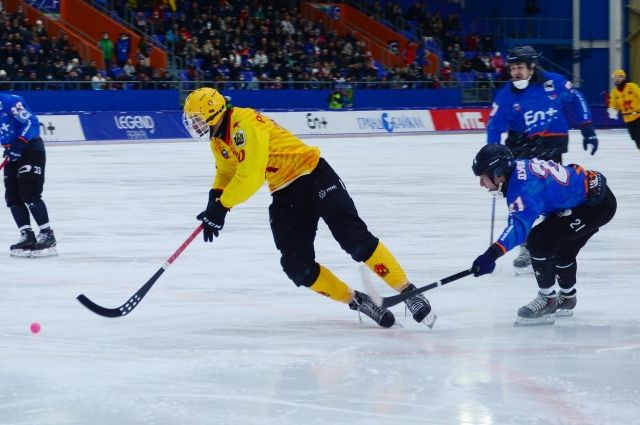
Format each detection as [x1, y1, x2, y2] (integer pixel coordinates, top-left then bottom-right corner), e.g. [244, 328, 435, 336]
[608, 69, 640, 149]
[182, 87, 435, 329]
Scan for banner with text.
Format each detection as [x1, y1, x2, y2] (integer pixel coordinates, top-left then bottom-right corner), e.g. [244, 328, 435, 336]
[77, 111, 190, 141]
[41, 107, 619, 142]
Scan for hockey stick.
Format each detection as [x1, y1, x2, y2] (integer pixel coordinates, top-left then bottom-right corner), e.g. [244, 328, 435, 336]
[0, 157, 8, 170]
[76, 223, 204, 318]
[362, 268, 474, 309]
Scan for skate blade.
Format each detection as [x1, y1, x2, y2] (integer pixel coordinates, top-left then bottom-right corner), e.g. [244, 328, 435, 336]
[513, 314, 556, 327]
[421, 311, 437, 329]
[10, 249, 32, 257]
[556, 309, 574, 317]
[30, 247, 58, 257]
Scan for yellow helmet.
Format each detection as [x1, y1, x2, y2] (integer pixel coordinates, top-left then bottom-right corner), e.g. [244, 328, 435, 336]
[612, 69, 626, 79]
[182, 87, 227, 140]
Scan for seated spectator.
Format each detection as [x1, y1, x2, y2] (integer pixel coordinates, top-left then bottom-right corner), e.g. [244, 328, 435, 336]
[490, 52, 505, 74]
[91, 72, 107, 90]
[83, 59, 99, 78]
[0, 69, 9, 90]
[440, 61, 453, 84]
[122, 58, 136, 78]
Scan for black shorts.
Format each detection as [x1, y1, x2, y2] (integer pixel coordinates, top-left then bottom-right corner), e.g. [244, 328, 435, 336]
[4, 150, 46, 206]
[526, 187, 617, 261]
[269, 158, 379, 268]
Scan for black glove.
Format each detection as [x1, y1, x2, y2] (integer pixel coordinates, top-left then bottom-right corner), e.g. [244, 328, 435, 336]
[472, 243, 504, 277]
[196, 189, 228, 242]
[580, 122, 598, 156]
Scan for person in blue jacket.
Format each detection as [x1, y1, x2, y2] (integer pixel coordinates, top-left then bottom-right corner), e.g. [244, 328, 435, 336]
[470, 145, 616, 326]
[1, 93, 57, 257]
[486, 45, 599, 272]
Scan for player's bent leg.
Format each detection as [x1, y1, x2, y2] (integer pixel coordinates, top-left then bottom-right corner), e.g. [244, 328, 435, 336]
[364, 242, 436, 327]
[364, 242, 408, 290]
[555, 257, 577, 317]
[281, 255, 320, 288]
[517, 234, 557, 326]
[281, 256, 395, 328]
[311, 265, 395, 328]
[309, 265, 353, 303]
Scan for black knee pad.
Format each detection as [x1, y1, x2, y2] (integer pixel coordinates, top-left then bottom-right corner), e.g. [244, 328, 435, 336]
[281, 256, 320, 288]
[5, 195, 20, 208]
[555, 258, 577, 289]
[18, 184, 42, 205]
[531, 257, 556, 289]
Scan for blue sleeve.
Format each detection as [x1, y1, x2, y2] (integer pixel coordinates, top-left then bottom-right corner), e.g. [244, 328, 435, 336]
[6, 96, 39, 140]
[487, 90, 509, 144]
[558, 77, 591, 125]
[495, 193, 541, 252]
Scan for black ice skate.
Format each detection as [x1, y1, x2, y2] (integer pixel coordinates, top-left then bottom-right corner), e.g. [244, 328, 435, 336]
[349, 290, 395, 328]
[30, 228, 58, 257]
[556, 289, 577, 317]
[402, 284, 437, 329]
[513, 245, 532, 275]
[9, 229, 36, 257]
[514, 290, 557, 327]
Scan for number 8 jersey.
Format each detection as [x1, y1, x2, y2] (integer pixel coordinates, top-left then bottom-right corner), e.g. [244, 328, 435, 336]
[496, 158, 594, 253]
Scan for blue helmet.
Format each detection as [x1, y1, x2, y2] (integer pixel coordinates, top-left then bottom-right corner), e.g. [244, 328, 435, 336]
[506, 45, 539, 66]
[472, 144, 515, 180]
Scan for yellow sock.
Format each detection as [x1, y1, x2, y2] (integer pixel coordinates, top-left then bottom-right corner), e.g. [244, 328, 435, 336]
[309, 265, 354, 303]
[364, 242, 409, 291]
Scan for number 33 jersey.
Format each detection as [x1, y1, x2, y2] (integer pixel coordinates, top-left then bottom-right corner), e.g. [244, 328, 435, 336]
[496, 159, 591, 252]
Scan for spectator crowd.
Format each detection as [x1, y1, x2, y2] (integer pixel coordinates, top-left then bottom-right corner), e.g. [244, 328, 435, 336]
[0, 0, 509, 91]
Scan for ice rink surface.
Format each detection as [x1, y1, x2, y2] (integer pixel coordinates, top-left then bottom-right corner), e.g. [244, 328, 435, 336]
[1, 130, 639, 425]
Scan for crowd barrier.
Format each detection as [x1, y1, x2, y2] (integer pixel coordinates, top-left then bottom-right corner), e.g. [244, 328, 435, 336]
[38, 106, 616, 143]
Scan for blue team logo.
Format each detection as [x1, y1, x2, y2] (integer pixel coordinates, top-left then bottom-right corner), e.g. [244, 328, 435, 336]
[381, 112, 394, 132]
[543, 80, 555, 92]
[513, 103, 521, 112]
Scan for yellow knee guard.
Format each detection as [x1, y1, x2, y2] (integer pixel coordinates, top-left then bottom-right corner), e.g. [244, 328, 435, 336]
[364, 242, 409, 291]
[309, 265, 353, 303]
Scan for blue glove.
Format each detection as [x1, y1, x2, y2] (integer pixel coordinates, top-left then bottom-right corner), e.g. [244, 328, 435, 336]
[580, 123, 598, 155]
[472, 244, 504, 277]
[3, 136, 28, 162]
[196, 189, 228, 242]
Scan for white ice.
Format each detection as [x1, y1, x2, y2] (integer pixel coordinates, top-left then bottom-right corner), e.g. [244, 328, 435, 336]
[1, 130, 639, 425]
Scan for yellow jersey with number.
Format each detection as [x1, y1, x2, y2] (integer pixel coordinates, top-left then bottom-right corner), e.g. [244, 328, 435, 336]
[609, 82, 640, 123]
[208, 107, 320, 208]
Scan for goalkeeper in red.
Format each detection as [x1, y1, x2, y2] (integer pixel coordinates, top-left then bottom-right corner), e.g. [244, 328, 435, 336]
[182, 87, 434, 329]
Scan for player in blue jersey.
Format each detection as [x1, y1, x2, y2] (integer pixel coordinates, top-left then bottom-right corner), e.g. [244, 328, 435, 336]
[487, 45, 600, 272]
[1, 93, 57, 257]
[470, 145, 616, 326]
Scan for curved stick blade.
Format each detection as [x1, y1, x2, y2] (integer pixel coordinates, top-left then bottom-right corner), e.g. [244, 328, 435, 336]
[76, 294, 126, 318]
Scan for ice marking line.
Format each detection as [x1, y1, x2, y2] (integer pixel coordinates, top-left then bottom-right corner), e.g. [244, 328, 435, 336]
[152, 394, 436, 422]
